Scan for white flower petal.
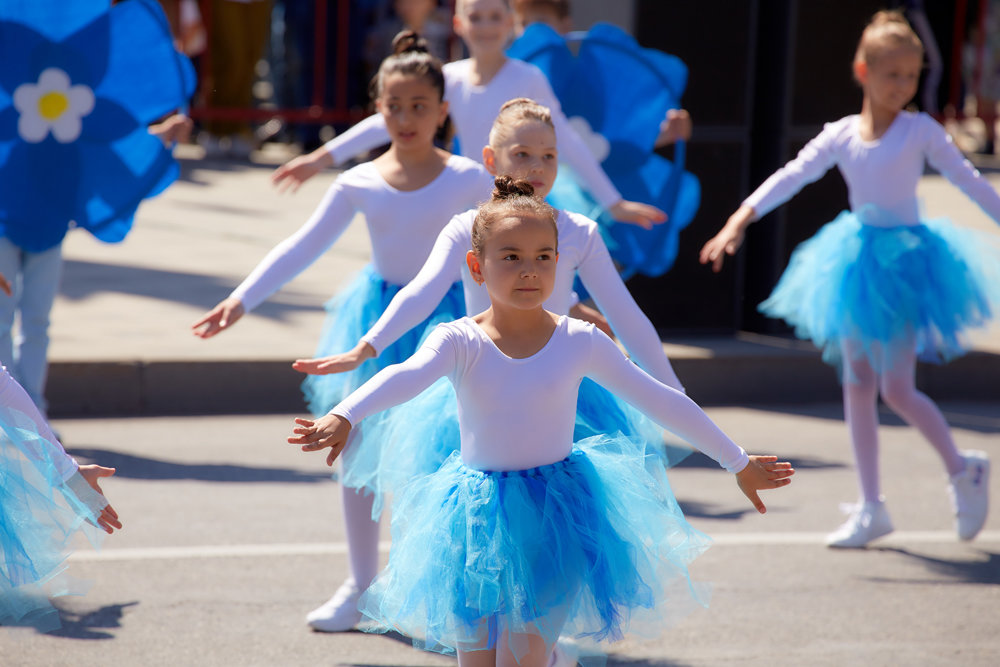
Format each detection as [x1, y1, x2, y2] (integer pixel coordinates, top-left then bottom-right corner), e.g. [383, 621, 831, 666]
[12, 83, 40, 114]
[51, 114, 82, 143]
[568, 116, 610, 163]
[18, 114, 50, 143]
[37, 67, 70, 93]
[67, 85, 95, 116]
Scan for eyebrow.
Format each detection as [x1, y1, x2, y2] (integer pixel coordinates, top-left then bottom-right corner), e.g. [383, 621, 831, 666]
[498, 246, 556, 252]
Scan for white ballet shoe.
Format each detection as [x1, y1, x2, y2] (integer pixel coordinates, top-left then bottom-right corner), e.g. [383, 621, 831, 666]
[949, 450, 990, 541]
[305, 578, 362, 632]
[825, 499, 893, 548]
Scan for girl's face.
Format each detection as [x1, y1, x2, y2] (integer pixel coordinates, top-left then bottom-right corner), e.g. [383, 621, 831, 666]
[858, 46, 922, 114]
[454, 0, 513, 56]
[375, 72, 448, 149]
[484, 121, 558, 198]
[468, 214, 558, 311]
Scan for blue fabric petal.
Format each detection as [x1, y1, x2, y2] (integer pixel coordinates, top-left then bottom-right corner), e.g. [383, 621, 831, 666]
[0, 141, 79, 251]
[96, 0, 196, 122]
[81, 98, 139, 142]
[0, 20, 49, 95]
[60, 9, 111, 88]
[510, 23, 700, 278]
[0, 0, 108, 41]
[0, 107, 18, 142]
[75, 132, 174, 238]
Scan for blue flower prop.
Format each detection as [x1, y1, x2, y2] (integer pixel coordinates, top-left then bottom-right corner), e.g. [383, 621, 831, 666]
[509, 23, 700, 279]
[0, 0, 195, 252]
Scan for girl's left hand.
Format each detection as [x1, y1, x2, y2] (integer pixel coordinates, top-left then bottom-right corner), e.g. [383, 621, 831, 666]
[288, 414, 352, 466]
[735, 455, 795, 514]
[77, 464, 122, 534]
[609, 199, 668, 230]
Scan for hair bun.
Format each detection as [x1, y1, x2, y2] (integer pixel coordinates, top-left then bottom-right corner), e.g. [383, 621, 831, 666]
[492, 175, 535, 200]
[392, 30, 429, 56]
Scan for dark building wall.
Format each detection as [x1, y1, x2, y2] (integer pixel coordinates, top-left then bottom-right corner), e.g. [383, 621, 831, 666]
[631, 0, 886, 333]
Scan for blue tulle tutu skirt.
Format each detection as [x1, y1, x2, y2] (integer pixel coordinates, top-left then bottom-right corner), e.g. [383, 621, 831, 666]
[760, 208, 1000, 375]
[358, 434, 711, 662]
[302, 266, 464, 517]
[1, 409, 106, 631]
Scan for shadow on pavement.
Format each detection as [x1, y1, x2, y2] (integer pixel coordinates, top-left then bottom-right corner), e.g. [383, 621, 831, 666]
[67, 447, 330, 484]
[42, 600, 139, 640]
[731, 402, 1000, 435]
[59, 259, 323, 317]
[869, 547, 1000, 585]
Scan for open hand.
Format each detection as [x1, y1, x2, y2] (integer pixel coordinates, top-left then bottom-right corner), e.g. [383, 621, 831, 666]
[735, 455, 795, 514]
[192, 298, 245, 339]
[608, 199, 668, 230]
[271, 151, 332, 194]
[292, 341, 375, 375]
[700, 205, 754, 272]
[288, 414, 352, 466]
[78, 464, 122, 534]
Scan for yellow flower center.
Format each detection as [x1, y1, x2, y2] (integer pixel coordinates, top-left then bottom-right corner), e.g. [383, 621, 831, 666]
[38, 91, 69, 121]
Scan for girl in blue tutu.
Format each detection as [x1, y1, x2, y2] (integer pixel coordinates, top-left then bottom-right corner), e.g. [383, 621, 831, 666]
[2, 269, 121, 631]
[293, 98, 688, 504]
[192, 32, 495, 632]
[701, 10, 998, 549]
[291, 176, 794, 666]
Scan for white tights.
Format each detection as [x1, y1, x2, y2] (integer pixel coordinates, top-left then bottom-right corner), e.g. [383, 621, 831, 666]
[842, 342, 965, 503]
[341, 483, 380, 590]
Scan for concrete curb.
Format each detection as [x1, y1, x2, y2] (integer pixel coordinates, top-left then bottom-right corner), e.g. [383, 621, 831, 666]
[46, 348, 1000, 416]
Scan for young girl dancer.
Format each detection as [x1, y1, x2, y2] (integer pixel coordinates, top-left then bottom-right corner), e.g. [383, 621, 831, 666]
[701, 11, 997, 548]
[290, 177, 794, 667]
[270, 0, 665, 229]
[2, 272, 120, 631]
[191, 33, 494, 630]
[294, 98, 686, 489]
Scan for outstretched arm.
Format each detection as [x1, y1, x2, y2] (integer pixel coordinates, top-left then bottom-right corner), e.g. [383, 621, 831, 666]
[192, 180, 357, 338]
[699, 204, 756, 273]
[289, 326, 457, 465]
[271, 114, 391, 193]
[585, 330, 793, 512]
[576, 223, 683, 391]
[292, 217, 467, 375]
[529, 68, 666, 228]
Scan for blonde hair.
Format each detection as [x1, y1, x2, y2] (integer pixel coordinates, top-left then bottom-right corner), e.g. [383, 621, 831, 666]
[471, 176, 558, 255]
[488, 97, 554, 147]
[854, 10, 923, 71]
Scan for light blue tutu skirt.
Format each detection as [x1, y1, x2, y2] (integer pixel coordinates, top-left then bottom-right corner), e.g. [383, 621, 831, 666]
[1, 409, 106, 631]
[358, 434, 711, 661]
[760, 208, 1000, 374]
[302, 266, 464, 518]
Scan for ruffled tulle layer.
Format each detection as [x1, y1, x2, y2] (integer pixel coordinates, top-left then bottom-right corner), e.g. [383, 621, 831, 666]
[760, 208, 1000, 373]
[301, 266, 464, 518]
[358, 434, 711, 662]
[1, 409, 106, 631]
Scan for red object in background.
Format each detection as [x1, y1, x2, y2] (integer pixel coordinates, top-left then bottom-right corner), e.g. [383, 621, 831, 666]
[189, 0, 364, 125]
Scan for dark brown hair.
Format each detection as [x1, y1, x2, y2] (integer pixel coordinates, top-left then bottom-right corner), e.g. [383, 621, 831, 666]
[370, 30, 446, 101]
[471, 176, 558, 254]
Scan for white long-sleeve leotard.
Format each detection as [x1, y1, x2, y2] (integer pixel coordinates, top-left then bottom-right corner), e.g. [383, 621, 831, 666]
[360, 208, 683, 390]
[322, 58, 621, 208]
[333, 317, 747, 473]
[231, 156, 494, 311]
[744, 111, 1000, 225]
[0, 366, 76, 481]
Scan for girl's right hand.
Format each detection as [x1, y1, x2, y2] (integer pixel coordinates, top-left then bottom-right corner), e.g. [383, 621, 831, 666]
[699, 205, 755, 272]
[192, 298, 245, 339]
[735, 455, 795, 514]
[271, 150, 334, 194]
[288, 414, 352, 466]
[292, 341, 376, 375]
